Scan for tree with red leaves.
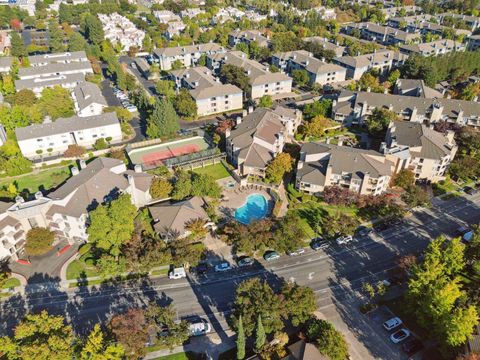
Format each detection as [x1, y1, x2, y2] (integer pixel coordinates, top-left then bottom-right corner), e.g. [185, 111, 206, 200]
[109, 308, 149, 360]
[322, 185, 359, 206]
[10, 19, 21, 31]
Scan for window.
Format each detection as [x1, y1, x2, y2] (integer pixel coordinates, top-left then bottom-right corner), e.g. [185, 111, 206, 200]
[37, 139, 43, 142]
[92, 134, 97, 138]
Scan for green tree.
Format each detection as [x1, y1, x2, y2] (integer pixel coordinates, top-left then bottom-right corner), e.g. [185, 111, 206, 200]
[265, 152, 293, 184]
[14, 89, 36, 107]
[393, 169, 415, 189]
[236, 315, 246, 360]
[306, 318, 349, 360]
[68, 32, 87, 51]
[80, 324, 124, 360]
[2, 311, 74, 360]
[254, 315, 266, 352]
[365, 108, 399, 137]
[281, 282, 316, 326]
[10, 31, 26, 57]
[220, 64, 250, 94]
[303, 99, 332, 120]
[25, 227, 54, 256]
[1, 74, 15, 95]
[235, 42, 250, 56]
[38, 86, 75, 120]
[146, 98, 180, 139]
[171, 171, 193, 200]
[173, 89, 197, 120]
[82, 14, 105, 45]
[387, 69, 401, 86]
[49, 20, 65, 52]
[150, 177, 173, 199]
[87, 194, 137, 260]
[144, 303, 189, 350]
[171, 59, 184, 70]
[292, 69, 310, 87]
[191, 173, 222, 198]
[231, 278, 284, 336]
[155, 79, 175, 99]
[302, 115, 334, 139]
[258, 95, 273, 108]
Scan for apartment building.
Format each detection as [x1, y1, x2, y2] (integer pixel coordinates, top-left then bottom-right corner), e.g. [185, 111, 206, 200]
[225, 106, 301, 177]
[398, 39, 465, 56]
[380, 5, 422, 19]
[436, 13, 480, 31]
[296, 142, 395, 196]
[333, 50, 395, 80]
[228, 30, 270, 48]
[467, 35, 480, 51]
[28, 51, 89, 67]
[272, 50, 346, 86]
[180, 8, 205, 19]
[393, 79, 443, 98]
[212, 7, 246, 24]
[332, 91, 480, 127]
[389, 16, 473, 37]
[153, 43, 226, 71]
[98, 13, 145, 51]
[15, 73, 85, 96]
[343, 22, 421, 45]
[302, 37, 346, 57]
[244, 10, 268, 22]
[18, 59, 93, 81]
[153, 10, 181, 23]
[15, 112, 122, 159]
[381, 121, 457, 182]
[165, 21, 187, 39]
[0, 157, 153, 260]
[169, 66, 243, 116]
[71, 82, 108, 117]
[388, 14, 434, 28]
[0, 56, 13, 73]
[207, 51, 292, 99]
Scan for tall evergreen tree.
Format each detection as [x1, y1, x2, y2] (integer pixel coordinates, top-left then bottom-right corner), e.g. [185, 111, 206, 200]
[146, 98, 180, 139]
[68, 32, 87, 52]
[49, 20, 65, 52]
[10, 32, 26, 58]
[254, 315, 266, 353]
[236, 315, 246, 360]
[82, 14, 104, 46]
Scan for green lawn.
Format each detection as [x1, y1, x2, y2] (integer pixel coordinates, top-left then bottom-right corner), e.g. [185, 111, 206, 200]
[192, 163, 230, 180]
[66, 259, 98, 280]
[0, 165, 72, 194]
[2, 277, 20, 289]
[432, 176, 460, 196]
[150, 352, 197, 360]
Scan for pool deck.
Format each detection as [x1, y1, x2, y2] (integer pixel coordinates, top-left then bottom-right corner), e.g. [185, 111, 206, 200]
[220, 186, 274, 218]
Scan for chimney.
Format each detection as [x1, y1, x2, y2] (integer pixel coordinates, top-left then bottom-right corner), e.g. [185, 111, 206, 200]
[34, 191, 43, 200]
[297, 160, 304, 169]
[367, 87, 371, 93]
[242, 109, 248, 117]
[236, 116, 242, 125]
[134, 164, 143, 173]
[248, 106, 253, 114]
[79, 159, 86, 170]
[337, 138, 343, 146]
[326, 137, 331, 144]
[71, 167, 79, 176]
[15, 195, 24, 204]
[446, 130, 455, 144]
[225, 128, 231, 138]
[127, 174, 134, 185]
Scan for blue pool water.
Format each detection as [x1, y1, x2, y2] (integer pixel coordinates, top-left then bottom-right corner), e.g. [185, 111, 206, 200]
[235, 194, 268, 224]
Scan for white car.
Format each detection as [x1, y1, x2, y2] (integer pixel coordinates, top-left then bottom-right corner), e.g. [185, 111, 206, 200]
[214, 262, 231, 272]
[126, 106, 138, 113]
[336, 235, 353, 245]
[287, 248, 306, 256]
[390, 329, 410, 343]
[189, 319, 211, 336]
[383, 317, 402, 331]
[168, 267, 186, 279]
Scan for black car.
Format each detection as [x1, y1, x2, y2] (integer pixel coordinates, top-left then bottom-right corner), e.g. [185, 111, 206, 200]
[356, 226, 373, 237]
[465, 186, 479, 195]
[196, 263, 208, 275]
[401, 338, 423, 355]
[311, 238, 328, 251]
[374, 222, 389, 232]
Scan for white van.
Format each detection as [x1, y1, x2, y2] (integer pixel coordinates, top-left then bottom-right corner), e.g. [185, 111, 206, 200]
[168, 267, 186, 279]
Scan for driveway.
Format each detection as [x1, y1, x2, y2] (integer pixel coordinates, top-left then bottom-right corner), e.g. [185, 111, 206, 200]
[118, 55, 157, 96]
[9, 240, 79, 283]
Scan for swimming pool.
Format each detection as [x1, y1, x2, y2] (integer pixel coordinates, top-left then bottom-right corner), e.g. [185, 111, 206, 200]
[235, 194, 268, 225]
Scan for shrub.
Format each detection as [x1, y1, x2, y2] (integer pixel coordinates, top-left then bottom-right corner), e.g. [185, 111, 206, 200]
[94, 138, 108, 150]
[64, 144, 86, 157]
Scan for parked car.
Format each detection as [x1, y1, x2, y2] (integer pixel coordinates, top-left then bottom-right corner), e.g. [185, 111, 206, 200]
[390, 329, 410, 343]
[264, 251, 280, 261]
[457, 226, 474, 242]
[168, 267, 186, 279]
[196, 263, 208, 275]
[465, 186, 480, 195]
[311, 238, 328, 251]
[126, 105, 138, 113]
[287, 248, 305, 256]
[383, 317, 402, 331]
[401, 338, 423, 355]
[188, 318, 211, 336]
[214, 262, 231, 272]
[237, 256, 254, 267]
[336, 235, 353, 245]
[356, 226, 373, 237]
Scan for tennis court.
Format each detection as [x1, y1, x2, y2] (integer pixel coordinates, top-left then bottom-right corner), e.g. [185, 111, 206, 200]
[128, 136, 209, 168]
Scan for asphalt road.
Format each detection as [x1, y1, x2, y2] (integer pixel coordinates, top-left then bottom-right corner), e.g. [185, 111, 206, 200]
[1, 194, 479, 347]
